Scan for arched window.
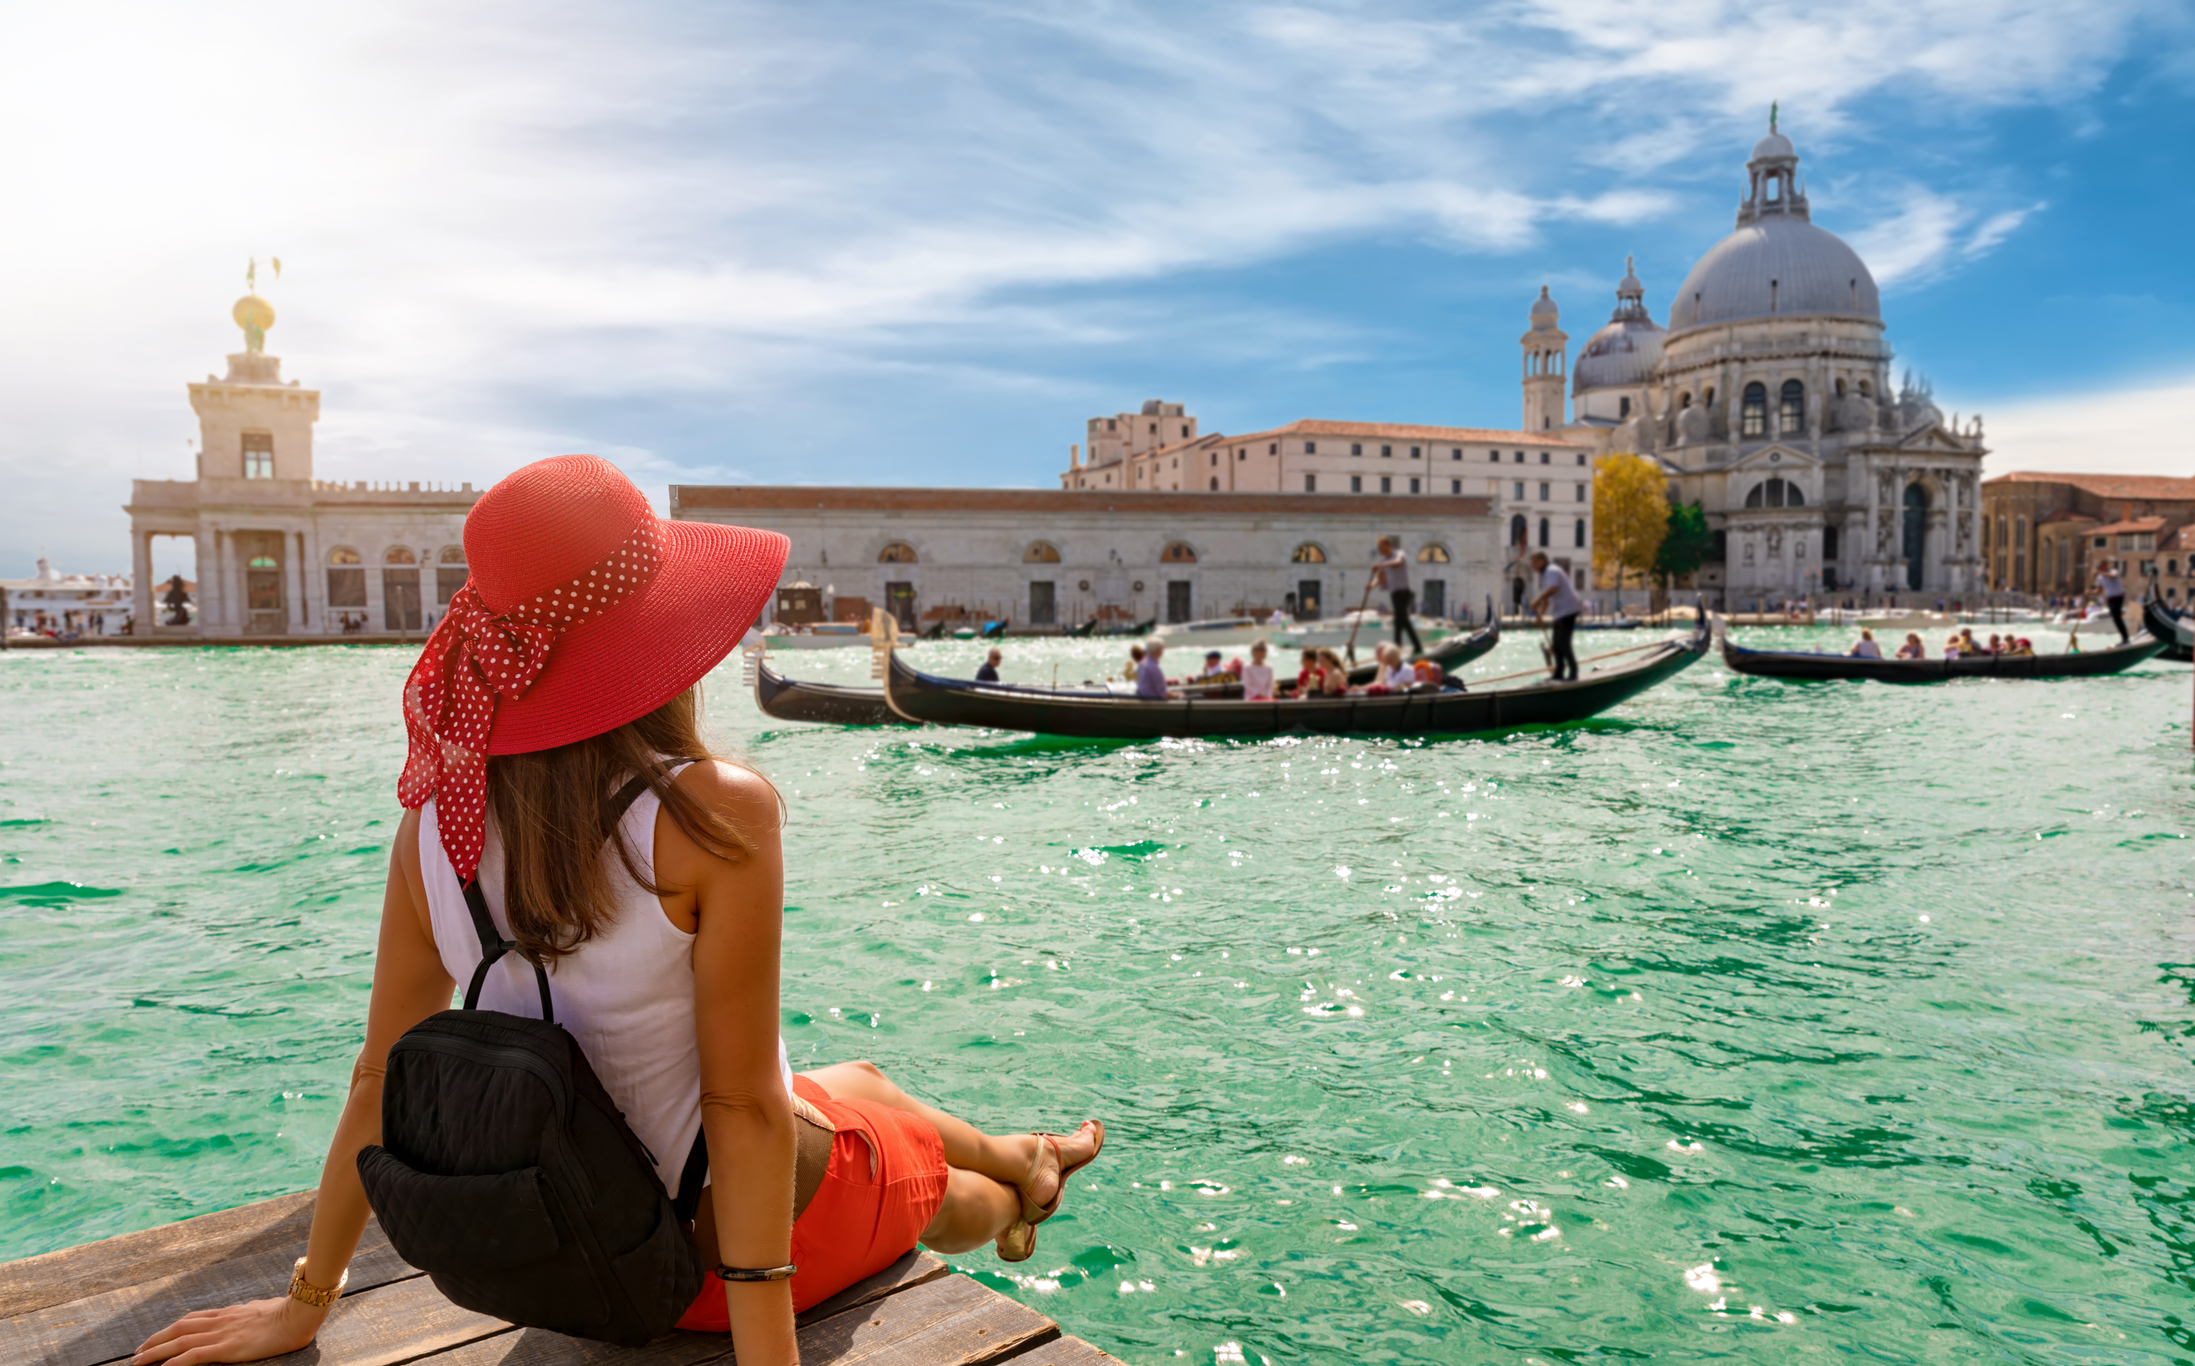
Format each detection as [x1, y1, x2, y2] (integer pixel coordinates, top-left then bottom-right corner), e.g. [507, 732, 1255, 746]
[382, 549, 422, 631]
[1509, 513, 1527, 547]
[1023, 542, 1060, 564]
[878, 542, 917, 564]
[1415, 544, 1450, 563]
[326, 547, 366, 609]
[1743, 477, 1805, 509]
[1160, 542, 1197, 564]
[1291, 543, 1327, 564]
[437, 546, 468, 604]
[1779, 380, 1805, 434]
[1741, 382, 1768, 437]
[248, 554, 277, 568]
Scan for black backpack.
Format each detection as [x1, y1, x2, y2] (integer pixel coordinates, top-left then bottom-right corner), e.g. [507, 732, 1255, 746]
[357, 781, 710, 1346]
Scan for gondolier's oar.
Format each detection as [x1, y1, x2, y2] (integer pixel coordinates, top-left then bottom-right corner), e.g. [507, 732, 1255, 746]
[1343, 571, 1377, 665]
[1469, 638, 1670, 689]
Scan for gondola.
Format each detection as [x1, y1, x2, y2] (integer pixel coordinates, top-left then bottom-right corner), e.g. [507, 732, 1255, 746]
[1719, 627, 2166, 682]
[918, 619, 947, 640]
[2143, 594, 2192, 664]
[877, 616, 1709, 740]
[749, 652, 913, 727]
[981, 619, 1010, 640]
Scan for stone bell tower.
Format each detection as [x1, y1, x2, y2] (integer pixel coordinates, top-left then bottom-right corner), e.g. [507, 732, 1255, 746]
[1521, 285, 1568, 432]
[187, 278, 319, 483]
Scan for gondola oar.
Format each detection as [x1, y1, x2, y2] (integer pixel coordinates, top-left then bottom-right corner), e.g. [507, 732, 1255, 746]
[1342, 571, 1377, 665]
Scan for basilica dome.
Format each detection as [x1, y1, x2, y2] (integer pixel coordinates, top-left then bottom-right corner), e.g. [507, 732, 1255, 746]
[1574, 257, 1665, 394]
[1667, 126, 1880, 332]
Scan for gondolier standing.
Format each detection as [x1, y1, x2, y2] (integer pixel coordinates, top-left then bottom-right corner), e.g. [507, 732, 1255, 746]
[2095, 559, 2129, 644]
[1528, 551, 1582, 681]
[1372, 538, 1424, 656]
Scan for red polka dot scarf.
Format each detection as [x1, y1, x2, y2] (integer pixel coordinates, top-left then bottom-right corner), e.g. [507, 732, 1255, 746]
[398, 522, 665, 881]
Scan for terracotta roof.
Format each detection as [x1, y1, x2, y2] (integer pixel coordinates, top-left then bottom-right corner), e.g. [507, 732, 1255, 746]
[1985, 471, 2195, 500]
[673, 485, 1492, 518]
[2088, 516, 2170, 536]
[2037, 510, 2098, 524]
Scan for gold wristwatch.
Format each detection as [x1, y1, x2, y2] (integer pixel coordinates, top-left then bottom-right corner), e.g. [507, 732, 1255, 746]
[287, 1257, 348, 1308]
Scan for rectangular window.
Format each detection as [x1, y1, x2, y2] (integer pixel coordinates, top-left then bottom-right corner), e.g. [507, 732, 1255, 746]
[1514, 451, 1525, 463]
[1410, 446, 1421, 459]
[1304, 474, 1316, 492]
[1352, 443, 1363, 455]
[1512, 481, 1524, 500]
[1408, 478, 1420, 494]
[1305, 441, 1317, 454]
[1422, 579, 1446, 617]
[1351, 475, 1363, 493]
[1487, 450, 1499, 462]
[1450, 479, 1461, 494]
[1577, 453, 1587, 466]
[1539, 482, 1549, 500]
[1166, 581, 1193, 624]
[1539, 452, 1550, 465]
[1379, 476, 1392, 493]
[1452, 449, 1462, 460]
[1574, 519, 1586, 549]
[242, 432, 274, 479]
[1575, 483, 1586, 502]
[1381, 445, 1392, 458]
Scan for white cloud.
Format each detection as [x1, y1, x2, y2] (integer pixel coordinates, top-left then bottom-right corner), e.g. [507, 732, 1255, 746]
[1848, 189, 1970, 286]
[1983, 374, 2195, 479]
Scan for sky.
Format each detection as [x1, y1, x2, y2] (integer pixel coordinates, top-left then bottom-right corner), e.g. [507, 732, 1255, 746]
[2, 0, 2191, 579]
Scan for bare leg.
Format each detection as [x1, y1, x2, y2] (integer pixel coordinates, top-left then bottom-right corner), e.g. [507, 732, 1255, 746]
[802, 1061, 1100, 1212]
[694, 1169, 1021, 1259]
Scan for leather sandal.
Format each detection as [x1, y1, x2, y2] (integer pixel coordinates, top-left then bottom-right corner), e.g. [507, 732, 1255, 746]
[994, 1218, 1038, 1263]
[1017, 1121, 1105, 1228]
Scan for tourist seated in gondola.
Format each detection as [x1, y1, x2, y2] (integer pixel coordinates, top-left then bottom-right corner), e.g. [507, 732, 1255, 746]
[1197, 649, 1230, 681]
[1292, 648, 1321, 697]
[1135, 640, 1171, 699]
[1943, 634, 1963, 660]
[1415, 657, 1453, 690]
[1317, 649, 1350, 697]
[1241, 641, 1276, 700]
[1959, 628, 1985, 656]
[1123, 642, 1145, 682]
[2007, 637, 2036, 657]
[1896, 633, 1926, 659]
[976, 647, 1003, 683]
[1849, 628, 1883, 659]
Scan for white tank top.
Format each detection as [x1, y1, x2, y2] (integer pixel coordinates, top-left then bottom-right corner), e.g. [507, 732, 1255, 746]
[418, 772, 794, 1197]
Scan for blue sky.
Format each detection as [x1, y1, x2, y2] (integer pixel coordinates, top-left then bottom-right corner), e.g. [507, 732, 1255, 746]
[2, 0, 2191, 578]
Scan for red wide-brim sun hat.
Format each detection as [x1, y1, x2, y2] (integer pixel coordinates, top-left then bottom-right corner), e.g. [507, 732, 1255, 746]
[437, 453, 787, 756]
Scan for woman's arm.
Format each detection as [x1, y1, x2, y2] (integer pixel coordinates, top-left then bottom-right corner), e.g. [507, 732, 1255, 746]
[658, 761, 798, 1366]
[134, 810, 455, 1366]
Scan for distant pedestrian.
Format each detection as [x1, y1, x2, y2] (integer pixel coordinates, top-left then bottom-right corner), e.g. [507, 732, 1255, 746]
[1372, 537, 1425, 655]
[975, 647, 1002, 683]
[1528, 551, 1582, 681]
[2095, 559, 2128, 643]
[1135, 639, 1171, 700]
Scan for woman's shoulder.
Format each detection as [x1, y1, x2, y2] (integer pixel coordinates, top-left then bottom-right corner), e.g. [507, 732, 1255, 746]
[670, 758, 781, 826]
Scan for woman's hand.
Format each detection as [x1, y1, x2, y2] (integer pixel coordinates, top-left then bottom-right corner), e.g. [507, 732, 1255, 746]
[131, 1295, 327, 1365]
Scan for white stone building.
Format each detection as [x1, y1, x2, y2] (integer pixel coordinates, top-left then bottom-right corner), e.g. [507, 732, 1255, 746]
[672, 486, 1502, 627]
[125, 292, 480, 637]
[1547, 120, 1988, 598]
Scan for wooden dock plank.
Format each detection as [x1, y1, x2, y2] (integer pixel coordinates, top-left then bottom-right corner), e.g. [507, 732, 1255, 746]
[995, 1337, 1126, 1365]
[0, 1193, 319, 1319]
[1, 1238, 415, 1366]
[246, 1272, 510, 1366]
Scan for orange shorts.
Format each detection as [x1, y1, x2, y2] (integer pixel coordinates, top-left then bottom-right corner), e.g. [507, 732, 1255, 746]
[676, 1073, 950, 1326]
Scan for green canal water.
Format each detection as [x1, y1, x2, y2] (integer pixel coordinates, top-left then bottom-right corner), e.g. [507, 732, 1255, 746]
[4, 631, 2193, 1364]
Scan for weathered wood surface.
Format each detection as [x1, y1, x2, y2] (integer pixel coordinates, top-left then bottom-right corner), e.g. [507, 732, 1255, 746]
[0, 1196, 1124, 1366]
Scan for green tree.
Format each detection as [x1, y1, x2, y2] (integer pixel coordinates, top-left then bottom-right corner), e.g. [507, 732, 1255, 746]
[1655, 501, 1713, 587]
[1591, 452, 1669, 610]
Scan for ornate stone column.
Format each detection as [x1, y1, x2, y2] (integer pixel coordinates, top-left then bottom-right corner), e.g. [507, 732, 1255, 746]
[131, 530, 153, 634]
[193, 526, 217, 634]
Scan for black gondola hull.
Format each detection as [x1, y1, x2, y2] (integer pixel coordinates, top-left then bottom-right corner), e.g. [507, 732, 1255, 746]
[880, 622, 1709, 739]
[1720, 632, 2167, 682]
[753, 659, 912, 726]
[2142, 597, 2192, 663]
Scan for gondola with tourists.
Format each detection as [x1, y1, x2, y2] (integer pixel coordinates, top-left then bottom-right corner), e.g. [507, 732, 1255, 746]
[875, 615, 1709, 740]
[1719, 626, 2167, 682]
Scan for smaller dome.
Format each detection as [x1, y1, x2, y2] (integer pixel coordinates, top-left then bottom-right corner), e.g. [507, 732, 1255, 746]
[1573, 319, 1665, 394]
[232, 293, 275, 334]
[1529, 285, 1558, 318]
[1750, 130, 1795, 162]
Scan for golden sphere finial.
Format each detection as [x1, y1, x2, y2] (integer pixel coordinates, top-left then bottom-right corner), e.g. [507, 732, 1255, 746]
[232, 293, 275, 354]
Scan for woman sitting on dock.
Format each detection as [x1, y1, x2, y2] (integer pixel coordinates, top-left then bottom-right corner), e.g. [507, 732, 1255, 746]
[134, 456, 1102, 1366]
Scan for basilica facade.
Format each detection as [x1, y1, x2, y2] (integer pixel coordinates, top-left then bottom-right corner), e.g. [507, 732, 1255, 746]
[1543, 122, 1989, 598]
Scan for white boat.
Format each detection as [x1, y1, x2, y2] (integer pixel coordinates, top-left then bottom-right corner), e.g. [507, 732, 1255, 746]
[763, 622, 878, 650]
[1151, 616, 1292, 648]
[1276, 610, 1457, 650]
[1853, 610, 1960, 632]
[2049, 607, 2133, 636]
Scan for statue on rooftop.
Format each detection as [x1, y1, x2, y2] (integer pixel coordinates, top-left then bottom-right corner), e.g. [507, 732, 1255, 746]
[162, 573, 192, 626]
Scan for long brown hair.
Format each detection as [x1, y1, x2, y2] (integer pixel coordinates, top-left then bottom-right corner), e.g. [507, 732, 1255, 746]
[485, 687, 768, 964]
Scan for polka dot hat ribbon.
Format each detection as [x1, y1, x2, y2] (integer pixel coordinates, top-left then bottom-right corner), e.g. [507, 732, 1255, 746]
[397, 521, 665, 881]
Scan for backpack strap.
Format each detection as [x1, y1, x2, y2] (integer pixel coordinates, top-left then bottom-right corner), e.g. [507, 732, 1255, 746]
[459, 771, 659, 1023]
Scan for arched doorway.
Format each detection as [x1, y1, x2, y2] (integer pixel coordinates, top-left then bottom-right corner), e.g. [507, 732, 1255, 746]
[1902, 485, 1928, 590]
